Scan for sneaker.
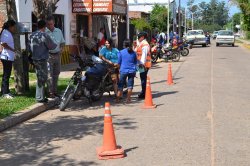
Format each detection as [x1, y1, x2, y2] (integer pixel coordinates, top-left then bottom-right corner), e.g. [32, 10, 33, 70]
[37, 98, 48, 103]
[2, 94, 14, 99]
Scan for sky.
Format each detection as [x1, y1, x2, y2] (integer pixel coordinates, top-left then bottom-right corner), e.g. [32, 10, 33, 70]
[128, 0, 240, 16]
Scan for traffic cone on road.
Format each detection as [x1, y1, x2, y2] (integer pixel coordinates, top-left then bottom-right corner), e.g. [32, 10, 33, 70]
[96, 102, 124, 160]
[167, 63, 174, 85]
[142, 77, 156, 109]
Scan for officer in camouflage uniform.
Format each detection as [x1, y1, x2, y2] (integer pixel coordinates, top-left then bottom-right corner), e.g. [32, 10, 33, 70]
[29, 20, 56, 103]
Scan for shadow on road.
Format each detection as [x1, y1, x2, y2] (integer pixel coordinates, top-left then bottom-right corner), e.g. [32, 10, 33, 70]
[152, 91, 178, 98]
[0, 112, 137, 165]
[124, 146, 139, 157]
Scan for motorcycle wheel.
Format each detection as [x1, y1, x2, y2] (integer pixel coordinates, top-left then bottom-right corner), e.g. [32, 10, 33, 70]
[59, 83, 79, 111]
[91, 88, 104, 101]
[181, 48, 189, 56]
[151, 53, 158, 63]
[172, 51, 181, 62]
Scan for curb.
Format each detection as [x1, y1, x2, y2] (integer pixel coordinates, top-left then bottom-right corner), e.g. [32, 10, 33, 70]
[0, 98, 59, 132]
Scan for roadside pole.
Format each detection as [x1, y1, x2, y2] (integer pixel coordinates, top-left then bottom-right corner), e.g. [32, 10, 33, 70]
[126, 1, 130, 39]
[167, 0, 170, 45]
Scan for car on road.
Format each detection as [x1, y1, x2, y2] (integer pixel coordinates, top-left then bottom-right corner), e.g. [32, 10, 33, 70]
[216, 30, 235, 47]
[185, 30, 207, 47]
[212, 31, 219, 39]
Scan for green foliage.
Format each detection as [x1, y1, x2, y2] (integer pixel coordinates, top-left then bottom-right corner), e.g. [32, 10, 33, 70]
[186, 0, 229, 31]
[131, 18, 152, 31]
[197, 23, 222, 33]
[234, 0, 250, 34]
[246, 31, 250, 39]
[150, 4, 169, 31]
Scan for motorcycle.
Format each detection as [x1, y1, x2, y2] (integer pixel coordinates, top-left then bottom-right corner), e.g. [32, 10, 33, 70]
[59, 54, 114, 111]
[178, 40, 189, 56]
[151, 43, 181, 63]
[206, 34, 211, 45]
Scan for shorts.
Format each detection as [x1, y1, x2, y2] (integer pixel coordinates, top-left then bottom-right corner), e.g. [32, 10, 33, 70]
[118, 73, 136, 90]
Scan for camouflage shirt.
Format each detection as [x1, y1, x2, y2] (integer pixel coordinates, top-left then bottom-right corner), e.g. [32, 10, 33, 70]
[29, 30, 57, 60]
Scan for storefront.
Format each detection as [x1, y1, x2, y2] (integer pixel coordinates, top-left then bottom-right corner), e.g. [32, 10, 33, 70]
[72, 0, 127, 48]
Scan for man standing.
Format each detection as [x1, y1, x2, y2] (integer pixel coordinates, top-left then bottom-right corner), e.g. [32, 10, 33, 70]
[29, 20, 56, 102]
[46, 16, 65, 98]
[135, 32, 151, 99]
[97, 27, 105, 50]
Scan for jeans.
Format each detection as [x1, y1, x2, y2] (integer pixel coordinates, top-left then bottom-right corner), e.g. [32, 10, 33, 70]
[1, 59, 13, 95]
[139, 68, 149, 95]
[118, 73, 136, 90]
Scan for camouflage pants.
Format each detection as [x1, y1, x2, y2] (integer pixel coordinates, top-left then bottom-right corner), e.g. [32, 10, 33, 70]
[47, 53, 61, 94]
[33, 59, 48, 101]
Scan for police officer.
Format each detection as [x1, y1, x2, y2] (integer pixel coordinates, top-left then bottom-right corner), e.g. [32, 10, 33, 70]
[135, 32, 152, 99]
[29, 20, 57, 103]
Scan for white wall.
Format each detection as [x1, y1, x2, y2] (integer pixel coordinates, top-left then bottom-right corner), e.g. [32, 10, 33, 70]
[55, 0, 75, 45]
[16, 0, 33, 49]
[16, 0, 75, 47]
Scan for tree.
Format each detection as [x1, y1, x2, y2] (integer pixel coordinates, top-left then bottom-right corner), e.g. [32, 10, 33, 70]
[149, 4, 170, 32]
[232, 0, 250, 38]
[190, 0, 229, 32]
[32, 0, 60, 19]
[131, 18, 151, 32]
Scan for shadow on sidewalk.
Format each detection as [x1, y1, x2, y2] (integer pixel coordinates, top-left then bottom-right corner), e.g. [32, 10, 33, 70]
[0, 110, 137, 165]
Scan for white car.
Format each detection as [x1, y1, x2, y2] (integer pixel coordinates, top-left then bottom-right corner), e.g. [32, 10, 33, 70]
[216, 30, 235, 47]
[185, 30, 207, 47]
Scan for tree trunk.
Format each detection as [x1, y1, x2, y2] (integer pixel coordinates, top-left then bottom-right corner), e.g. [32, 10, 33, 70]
[7, 0, 27, 94]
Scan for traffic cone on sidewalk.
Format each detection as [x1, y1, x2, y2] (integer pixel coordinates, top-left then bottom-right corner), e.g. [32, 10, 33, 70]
[142, 77, 156, 109]
[167, 63, 174, 85]
[96, 102, 124, 160]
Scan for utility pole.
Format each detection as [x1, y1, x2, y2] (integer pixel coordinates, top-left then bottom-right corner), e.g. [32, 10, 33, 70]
[167, 0, 170, 45]
[192, 13, 194, 30]
[178, 0, 181, 36]
[126, 1, 130, 39]
[184, 8, 187, 34]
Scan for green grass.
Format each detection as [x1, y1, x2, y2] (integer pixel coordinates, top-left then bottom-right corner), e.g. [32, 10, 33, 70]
[0, 78, 70, 119]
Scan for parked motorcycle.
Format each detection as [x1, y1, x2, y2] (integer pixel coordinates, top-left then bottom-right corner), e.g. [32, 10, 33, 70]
[178, 40, 189, 56]
[59, 54, 114, 111]
[151, 43, 181, 63]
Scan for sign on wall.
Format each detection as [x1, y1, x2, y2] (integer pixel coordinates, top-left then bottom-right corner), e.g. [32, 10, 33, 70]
[92, 0, 112, 13]
[113, 0, 126, 14]
[72, 0, 93, 13]
[72, 0, 127, 14]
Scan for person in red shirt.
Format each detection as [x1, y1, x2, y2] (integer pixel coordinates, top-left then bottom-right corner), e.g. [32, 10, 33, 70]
[97, 28, 105, 50]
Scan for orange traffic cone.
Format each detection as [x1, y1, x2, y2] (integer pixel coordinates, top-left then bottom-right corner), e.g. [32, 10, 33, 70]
[96, 102, 124, 160]
[167, 63, 174, 85]
[142, 77, 156, 109]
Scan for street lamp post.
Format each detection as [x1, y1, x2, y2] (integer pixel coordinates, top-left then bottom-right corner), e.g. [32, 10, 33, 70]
[185, 8, 187, 34]
[192, 13, 194, 30]
[178, 0, 181, 37]
[126, 1, 130, 39]
[167, 0, 170, 45]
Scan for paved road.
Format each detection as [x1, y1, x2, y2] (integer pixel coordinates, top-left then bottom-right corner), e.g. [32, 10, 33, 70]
[1, 43, 250, 166]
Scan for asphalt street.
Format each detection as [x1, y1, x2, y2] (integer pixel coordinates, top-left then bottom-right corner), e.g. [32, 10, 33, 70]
[0, 42, 250, 166]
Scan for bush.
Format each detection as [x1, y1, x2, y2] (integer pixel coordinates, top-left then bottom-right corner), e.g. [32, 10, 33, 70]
[246, 31, 250, 40]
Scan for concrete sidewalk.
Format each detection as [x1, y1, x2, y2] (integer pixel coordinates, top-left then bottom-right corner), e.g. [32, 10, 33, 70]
[0, 63, 77, 132]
